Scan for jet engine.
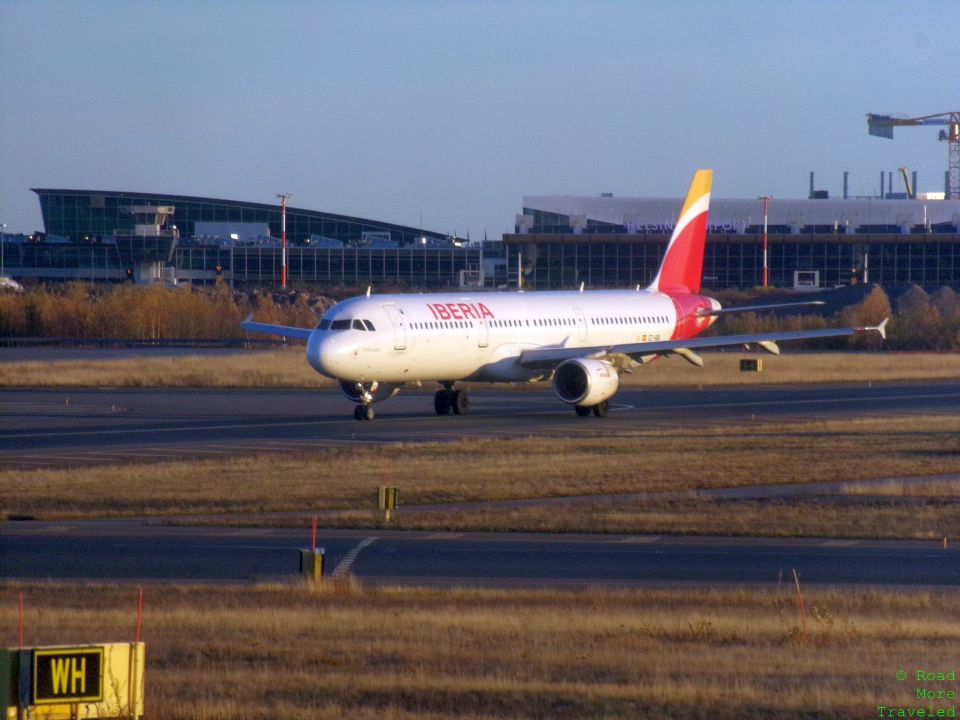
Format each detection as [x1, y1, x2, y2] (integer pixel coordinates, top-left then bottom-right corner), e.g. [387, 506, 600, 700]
[552, 358, 619, 406]
[339, 380, 401, 404]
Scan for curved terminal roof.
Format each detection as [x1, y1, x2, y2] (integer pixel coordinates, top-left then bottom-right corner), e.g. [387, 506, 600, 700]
[32, 189, 450, 246]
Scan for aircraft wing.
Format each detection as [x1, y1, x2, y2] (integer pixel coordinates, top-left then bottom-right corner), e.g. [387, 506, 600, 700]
[519, 319, 888, 369]
[241, 314, 314, 342]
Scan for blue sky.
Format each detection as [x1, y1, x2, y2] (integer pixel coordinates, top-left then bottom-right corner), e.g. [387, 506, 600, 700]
[1, 0, 957, 237]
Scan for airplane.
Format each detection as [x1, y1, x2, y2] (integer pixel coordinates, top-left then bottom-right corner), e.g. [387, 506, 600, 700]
[242, 170, 887, 420]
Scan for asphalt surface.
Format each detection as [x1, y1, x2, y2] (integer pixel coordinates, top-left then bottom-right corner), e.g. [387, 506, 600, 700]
[3, 380, 958, 588]
[2, 521, 958, 587]
[2, 380, 959, 468]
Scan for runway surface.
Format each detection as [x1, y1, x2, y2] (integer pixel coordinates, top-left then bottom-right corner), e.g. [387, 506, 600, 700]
[3, 380, 958, 468]
[2, 520, 958, 587]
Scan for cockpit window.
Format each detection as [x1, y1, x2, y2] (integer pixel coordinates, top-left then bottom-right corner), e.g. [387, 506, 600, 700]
[330, 319, 351, 330]
[352, 319, 366, 331]
[363, 319, 376, 331]
[318, 319, 331, 330]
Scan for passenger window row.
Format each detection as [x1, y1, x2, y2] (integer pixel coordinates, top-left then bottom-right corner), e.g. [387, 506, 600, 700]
[407, 314, 669, 331]
[411, 321, 473, 330]
[590, 315, 667, 325]
[319, 313, 667, 333]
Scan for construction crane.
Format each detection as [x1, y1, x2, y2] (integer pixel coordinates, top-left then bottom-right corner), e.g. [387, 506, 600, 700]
[867, 112, 960, 199]
[898, 167, 914, 199]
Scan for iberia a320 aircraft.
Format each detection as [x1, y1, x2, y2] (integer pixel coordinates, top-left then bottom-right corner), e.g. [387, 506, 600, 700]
[243, 170, 887, 420]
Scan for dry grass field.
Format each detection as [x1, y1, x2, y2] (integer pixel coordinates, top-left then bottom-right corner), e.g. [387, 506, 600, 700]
[1, 349, 959, 387]
[4, 349, 958, 719]
[3, 582, 957, 719]
[0, 349, 323, 388]
[3, 415, 958, 539]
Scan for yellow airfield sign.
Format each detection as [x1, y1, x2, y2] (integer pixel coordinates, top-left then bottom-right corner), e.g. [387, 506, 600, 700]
[33, 647, 104, 705]
[3, 642, 144, 720]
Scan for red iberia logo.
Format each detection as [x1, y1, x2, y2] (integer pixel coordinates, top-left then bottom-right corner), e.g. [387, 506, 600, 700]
[427, 302, 495, 320]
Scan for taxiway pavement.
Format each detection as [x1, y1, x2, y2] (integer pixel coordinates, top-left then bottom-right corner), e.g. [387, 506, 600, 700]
[2, 381, 958, 468]
[2, 521, 957, 587]
[3, 381, 958, 588]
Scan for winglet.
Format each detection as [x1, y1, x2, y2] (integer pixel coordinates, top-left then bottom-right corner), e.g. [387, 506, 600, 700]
[859, 317, 888, 340]
[874, 317, 889, 340]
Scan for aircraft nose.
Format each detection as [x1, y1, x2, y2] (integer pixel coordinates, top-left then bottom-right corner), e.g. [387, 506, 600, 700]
[307, 331, 350, 378]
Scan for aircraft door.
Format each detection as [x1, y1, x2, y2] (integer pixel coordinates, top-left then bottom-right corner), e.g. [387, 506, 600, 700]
[574, 308, 587, 342]
[381, 303, 407, 350]
[478, 318, 489, 348]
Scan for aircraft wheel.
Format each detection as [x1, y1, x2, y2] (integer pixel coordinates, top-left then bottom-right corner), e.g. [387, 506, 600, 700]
[354, 404, 375, 421]
[451, 390, 469, 415]
[434, 390, 452, 415]
[574, 405, 591, 417]
[591, 400, 609, 418]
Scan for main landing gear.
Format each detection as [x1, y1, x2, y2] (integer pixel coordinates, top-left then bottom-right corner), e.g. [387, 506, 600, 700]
[434, 383, 469, 416]
[574, 400, 609, 418]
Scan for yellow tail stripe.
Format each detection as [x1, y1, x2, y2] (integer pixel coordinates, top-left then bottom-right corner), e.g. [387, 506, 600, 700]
[678, 169, 713, 220]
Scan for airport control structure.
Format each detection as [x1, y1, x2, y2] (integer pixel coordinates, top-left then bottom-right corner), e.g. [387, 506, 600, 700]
[5, 190, 485, 288]
[2, 172, 960, 291]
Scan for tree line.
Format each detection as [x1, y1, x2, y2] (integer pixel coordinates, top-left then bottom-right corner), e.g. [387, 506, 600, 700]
[711, 284, 960, 351]
[0, 283, 333, 340]
[1, 282, 958, 350]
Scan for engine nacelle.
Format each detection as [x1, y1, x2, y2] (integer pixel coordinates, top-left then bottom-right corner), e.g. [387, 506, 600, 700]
[552, 358, 619, 406]
[339, 380, 401, 404]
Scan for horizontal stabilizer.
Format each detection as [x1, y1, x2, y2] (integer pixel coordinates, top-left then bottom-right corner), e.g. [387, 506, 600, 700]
[697, 300, 825, 317]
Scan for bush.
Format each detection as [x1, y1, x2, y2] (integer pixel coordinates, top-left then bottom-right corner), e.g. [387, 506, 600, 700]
[0, 283, 334, 340]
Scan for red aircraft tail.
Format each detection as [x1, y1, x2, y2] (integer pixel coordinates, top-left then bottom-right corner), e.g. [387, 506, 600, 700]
[648, 169, 712, 294]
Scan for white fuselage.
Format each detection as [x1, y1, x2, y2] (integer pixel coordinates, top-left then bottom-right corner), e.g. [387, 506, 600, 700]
[307, 289, 713, 384]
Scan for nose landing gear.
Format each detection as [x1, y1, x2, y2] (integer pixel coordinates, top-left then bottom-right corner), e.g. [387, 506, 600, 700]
[349, 381, 377, 421]
[353, 404, 375, 421]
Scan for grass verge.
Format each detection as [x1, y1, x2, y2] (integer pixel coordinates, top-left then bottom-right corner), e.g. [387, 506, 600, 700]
[3, 415, 958, 539]
[2, 350, 960, 387]
[3, 582, 957, 720]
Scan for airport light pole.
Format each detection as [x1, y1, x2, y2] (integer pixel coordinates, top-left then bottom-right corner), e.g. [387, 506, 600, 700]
[276, 194, 291, 289]
[758, 196, 772, 288]
[1, 223, 6, 278]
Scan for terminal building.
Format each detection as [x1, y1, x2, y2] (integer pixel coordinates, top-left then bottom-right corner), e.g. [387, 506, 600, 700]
[507, 194, 960, 290]
[4, 187, 960, 291]
[5, 189, 484, 288]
